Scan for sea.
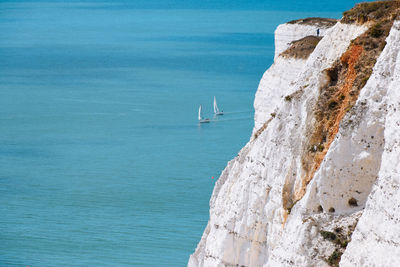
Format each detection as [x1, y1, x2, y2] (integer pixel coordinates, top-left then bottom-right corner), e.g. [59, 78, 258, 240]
[0, 1, 367, 266]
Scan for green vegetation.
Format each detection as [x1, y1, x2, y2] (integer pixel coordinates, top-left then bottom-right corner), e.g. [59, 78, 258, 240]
[280, 36, 322, 59]
[317, 143, 325, 152]
[320, 228, 350, 265]
[338, 239, 349, 248]
[287, 17, 337, 27]
[309, 143, 324, 153]
[320, 230, 337, 241]
[360, 73, 371, 88]
[368, 23, 384, 38]
[327, 249, 343, 266]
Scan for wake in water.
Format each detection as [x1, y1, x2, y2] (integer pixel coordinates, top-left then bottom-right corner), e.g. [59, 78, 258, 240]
[198, 107, 253, 124]
[209, 116, 253, 122]
[218, 110, 253, 114]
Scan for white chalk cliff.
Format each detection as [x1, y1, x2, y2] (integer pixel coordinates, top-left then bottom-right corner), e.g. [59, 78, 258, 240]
[189, 2, 400, 267]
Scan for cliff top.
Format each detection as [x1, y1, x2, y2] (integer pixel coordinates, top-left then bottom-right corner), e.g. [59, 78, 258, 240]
[287, 17, 338, 27]
[342, 0, 400, 24]
[280, 36, 322, 59]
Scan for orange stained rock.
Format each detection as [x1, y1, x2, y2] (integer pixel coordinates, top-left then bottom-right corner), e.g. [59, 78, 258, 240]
[331, 44, 364, 141]
[294, 44, 364, 203]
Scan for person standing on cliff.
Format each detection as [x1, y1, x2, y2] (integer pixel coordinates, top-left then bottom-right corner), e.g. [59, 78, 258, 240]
[317, 28, 320, 36]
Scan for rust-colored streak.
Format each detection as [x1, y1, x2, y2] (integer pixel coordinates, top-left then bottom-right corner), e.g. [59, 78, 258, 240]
[295, 45, 364, 201]
[282, 1, 399, 218]
[315, 46, 363, 178]
[330, 45, 363, 142]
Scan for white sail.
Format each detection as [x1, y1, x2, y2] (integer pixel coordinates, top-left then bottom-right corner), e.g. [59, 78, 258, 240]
[198, 105, 202, 120]
[213, 96, 219, 114]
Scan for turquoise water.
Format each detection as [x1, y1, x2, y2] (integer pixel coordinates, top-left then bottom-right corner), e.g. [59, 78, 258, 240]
[1, 1, 365, 266]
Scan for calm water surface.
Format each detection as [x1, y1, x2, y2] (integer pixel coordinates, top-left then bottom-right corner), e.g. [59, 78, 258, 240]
[0, 1, 365, 266]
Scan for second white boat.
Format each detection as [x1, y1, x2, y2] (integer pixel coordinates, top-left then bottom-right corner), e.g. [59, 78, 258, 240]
[213, 96, 224, 115]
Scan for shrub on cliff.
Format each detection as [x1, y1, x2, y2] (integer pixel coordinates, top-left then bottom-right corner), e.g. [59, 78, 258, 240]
[368, 23, 384, 38]
[342, 1, 400, 24]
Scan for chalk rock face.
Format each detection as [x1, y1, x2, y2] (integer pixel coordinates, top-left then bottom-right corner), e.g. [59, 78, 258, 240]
[188, 20, 368, 267]
[340, 20, 400, 267]
[267, 19, 400, 267]
[253, 57, 304, 134]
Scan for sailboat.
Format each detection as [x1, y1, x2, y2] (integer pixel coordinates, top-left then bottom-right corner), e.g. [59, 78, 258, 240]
[213, 96, 224, 115]
[198, 105, 210, 123]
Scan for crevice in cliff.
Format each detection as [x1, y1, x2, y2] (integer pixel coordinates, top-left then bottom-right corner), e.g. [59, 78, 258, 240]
[253, 117, 273, 139]
[288, 4, 399, 210]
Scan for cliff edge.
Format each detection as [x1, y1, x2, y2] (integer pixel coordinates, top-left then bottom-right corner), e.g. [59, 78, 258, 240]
[189, 1, 400, 266]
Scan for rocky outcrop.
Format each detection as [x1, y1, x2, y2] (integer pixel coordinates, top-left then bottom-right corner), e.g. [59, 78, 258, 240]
[274, 18, 336, 60]
[253, 19, 337, 135]
[189, 2, 400, 266]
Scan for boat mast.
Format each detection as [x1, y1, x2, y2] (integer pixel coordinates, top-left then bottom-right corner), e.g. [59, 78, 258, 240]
[214, 96, 219, 113]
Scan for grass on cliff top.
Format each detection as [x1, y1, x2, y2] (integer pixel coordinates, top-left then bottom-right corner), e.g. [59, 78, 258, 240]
[341, 0, 400, 24]
[288, 17, 338, 27]
[280, 36, 322, 59]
